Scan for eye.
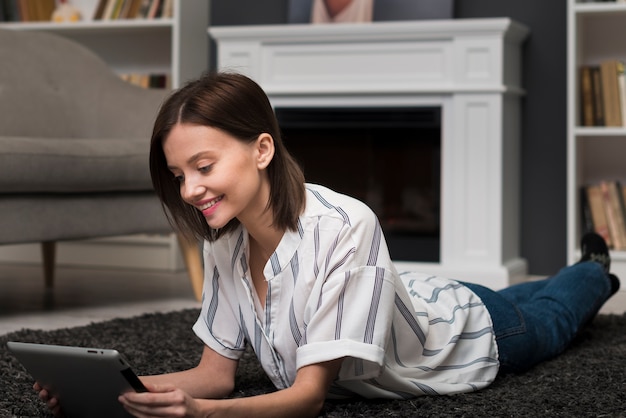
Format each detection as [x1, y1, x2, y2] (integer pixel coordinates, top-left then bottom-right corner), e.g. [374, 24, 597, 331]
[170, 172, 184, 183]
[199, 164, 212, 174]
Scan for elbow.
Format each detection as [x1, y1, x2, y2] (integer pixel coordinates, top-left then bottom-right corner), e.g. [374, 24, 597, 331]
[300, 388, 327, 418]
[309, 398, 326, 418]
[214, 378, 235, 399]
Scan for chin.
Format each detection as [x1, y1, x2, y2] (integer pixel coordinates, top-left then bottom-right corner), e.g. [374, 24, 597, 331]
[204, 217, 230, 230]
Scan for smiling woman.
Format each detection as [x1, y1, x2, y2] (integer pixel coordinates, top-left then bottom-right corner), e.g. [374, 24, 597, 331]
[162, 124, 274, 231]
[34, 71, 620, 418]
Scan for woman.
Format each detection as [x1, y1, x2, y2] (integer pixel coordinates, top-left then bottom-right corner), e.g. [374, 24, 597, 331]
[37, 72, 620, 418]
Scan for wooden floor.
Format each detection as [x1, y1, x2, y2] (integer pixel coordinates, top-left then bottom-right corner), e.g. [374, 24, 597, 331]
[0, 262, 623, 336]
[0, 263, 199, 336]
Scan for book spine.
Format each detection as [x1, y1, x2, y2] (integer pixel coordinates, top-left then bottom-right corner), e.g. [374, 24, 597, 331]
[591, 66, 605, 126]
[600, 180, 625, 250]
[600, 60, 623, 127]
[580, 66, 595, 127]
[587, 184, 613, 248]
[580, 186, 595, 234]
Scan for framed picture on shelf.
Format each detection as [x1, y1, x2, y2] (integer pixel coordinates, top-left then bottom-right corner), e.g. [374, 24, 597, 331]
[288, 0, 454, 24]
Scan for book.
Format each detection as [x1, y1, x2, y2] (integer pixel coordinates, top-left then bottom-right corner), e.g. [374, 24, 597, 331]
[580, 66, 595, 127]
[37, 0, 55, 21]
[619, 61, 626, 127]
[18, 0, 31, 21]
[92, 0, 108, 19]
[580, 186, 595, 234]
[618, 181, 626, 244]
[161, 0, 173, 18]
[102, 0, 118, 20]
[600, 60, 623, 127]
[136, 0, 151, 18]
[110, 0, 125, 20]
[0, 0, 21, 22]
[147, 0, 161, 19]
[120, 73, 169, 89]
[591, 66, 605, 126]
[123, 0, 143, 19]
[13, 0, 55, 21]
[586, 184, 612, 248]
[600, 180, 626, 250]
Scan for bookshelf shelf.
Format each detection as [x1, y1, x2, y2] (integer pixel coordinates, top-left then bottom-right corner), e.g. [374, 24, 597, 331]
[0, 1, 209, 89]
[568, 0, 626, 280]
[574, 2, 626, 14]
[0, 18, 174, 32]
[574, 127, 626, 136]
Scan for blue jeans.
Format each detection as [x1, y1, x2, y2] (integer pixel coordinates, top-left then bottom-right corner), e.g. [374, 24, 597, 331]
[462, 262, 612, 374]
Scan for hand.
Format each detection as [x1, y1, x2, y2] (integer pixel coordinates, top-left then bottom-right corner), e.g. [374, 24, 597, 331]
[33, 382, 62, 417]
[119, 382, 207, 418]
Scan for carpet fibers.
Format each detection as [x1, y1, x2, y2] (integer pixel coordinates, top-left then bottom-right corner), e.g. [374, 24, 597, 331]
[1, 309, 625, 417]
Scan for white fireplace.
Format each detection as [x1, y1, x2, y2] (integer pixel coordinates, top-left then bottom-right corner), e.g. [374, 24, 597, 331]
[209, 18, 529, 289]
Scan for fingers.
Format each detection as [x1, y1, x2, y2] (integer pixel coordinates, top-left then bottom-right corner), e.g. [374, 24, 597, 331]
[33, 382, 62, 417]
[143, 382, 177, 393]
[119, 385, 191, 417]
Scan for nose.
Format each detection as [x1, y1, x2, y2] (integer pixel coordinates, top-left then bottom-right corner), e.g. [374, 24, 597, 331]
[180, 174, 205, 203]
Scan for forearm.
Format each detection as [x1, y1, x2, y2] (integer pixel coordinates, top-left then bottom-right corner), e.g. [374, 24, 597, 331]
[141, 367, 234, 399]
[197, 383, 325, 418]
[196, 359, 343, 418]
[121, 359, 342, 418]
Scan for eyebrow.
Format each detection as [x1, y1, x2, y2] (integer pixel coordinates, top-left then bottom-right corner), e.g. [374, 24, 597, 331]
[167, 151, 214, 171]
[188, 151, 212, 164]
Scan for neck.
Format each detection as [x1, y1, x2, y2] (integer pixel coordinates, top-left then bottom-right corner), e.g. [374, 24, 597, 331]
[239, 176, 283, 255]
[246, 220, 283, 260]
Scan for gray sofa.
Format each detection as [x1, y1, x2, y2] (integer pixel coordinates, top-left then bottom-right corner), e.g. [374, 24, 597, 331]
[0, 29, 202, 299]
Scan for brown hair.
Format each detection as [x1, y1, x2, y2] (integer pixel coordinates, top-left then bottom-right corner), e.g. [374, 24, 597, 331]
[150, 72, 306, 241]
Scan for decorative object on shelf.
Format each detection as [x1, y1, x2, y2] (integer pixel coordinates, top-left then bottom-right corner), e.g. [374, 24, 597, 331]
[52, 0, 81, 23]
[311, 0, 373, 23]
[288, 0, 453, 23]
[92, 0, 173, 20]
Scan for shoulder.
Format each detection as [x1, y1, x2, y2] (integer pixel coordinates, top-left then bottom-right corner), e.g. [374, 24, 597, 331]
[203, 225, 245, 261]
[303, 183, 378, 229]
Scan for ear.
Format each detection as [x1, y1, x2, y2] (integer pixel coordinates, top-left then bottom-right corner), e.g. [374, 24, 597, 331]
[255, 133, 275, 169]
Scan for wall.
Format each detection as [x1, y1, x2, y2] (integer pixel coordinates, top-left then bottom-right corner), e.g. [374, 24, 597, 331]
[210, 0, 568, 275]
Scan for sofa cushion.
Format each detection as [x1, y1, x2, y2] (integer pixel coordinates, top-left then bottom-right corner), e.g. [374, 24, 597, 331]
[0, 136, 154, 193]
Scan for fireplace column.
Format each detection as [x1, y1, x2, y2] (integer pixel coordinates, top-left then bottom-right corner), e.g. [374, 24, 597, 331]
[209, 18, 529, 289]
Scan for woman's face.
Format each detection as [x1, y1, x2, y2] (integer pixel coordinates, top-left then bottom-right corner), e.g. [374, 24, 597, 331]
[163, 123, 273, 230]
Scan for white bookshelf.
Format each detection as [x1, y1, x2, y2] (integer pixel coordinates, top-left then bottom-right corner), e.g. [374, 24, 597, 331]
[0, 0, 210, 271]
[567, 0, 626, 281]
[0, 0, 209, 88]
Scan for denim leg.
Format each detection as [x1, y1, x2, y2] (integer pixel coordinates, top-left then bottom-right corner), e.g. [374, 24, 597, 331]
[461, 262, 612, 374]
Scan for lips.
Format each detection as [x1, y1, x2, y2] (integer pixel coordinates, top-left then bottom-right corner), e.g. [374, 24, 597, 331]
[197, 195, 223, 216]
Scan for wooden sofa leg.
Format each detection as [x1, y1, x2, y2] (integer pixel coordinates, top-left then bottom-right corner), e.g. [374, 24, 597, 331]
[41, 241, 56, 288]
[177, 234, 203, 301]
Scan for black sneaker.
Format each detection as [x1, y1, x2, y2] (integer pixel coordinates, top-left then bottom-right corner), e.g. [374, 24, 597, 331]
[579, 232, 611, 274]
[609, 273, 621, 296]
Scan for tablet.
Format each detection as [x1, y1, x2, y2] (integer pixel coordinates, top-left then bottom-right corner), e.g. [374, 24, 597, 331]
[7, 341, 147, 418]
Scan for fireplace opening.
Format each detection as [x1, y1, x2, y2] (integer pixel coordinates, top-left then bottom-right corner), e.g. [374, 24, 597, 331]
[276, 107, 441, 262]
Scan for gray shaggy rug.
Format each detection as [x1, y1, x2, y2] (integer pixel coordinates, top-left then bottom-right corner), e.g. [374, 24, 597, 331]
[1, 309, 625, 417]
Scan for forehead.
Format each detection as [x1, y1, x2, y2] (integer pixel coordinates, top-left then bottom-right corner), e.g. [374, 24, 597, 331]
[163, 124, 250, 163]
[165, 124, 239, 150]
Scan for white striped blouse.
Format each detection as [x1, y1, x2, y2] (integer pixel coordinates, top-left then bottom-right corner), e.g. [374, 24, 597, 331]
[192, 183, 499, 399]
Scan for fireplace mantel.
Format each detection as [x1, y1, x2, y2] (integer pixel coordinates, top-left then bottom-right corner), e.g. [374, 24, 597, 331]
[209, 18, 529, 289]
